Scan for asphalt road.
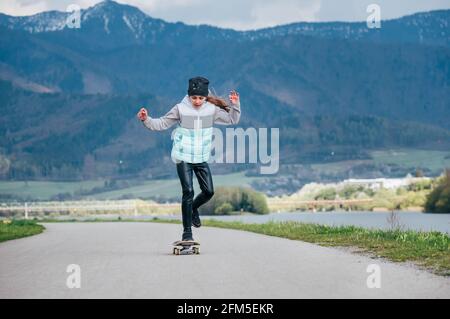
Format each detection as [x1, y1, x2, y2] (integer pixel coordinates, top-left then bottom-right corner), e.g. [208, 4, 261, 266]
[0, 222, 448, 298]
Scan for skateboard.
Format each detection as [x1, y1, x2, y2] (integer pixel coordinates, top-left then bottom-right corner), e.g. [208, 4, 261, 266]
[172, 240, 200, 255]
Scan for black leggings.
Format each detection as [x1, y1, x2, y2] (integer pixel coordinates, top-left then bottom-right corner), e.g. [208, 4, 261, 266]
[176, 161, 214, 233]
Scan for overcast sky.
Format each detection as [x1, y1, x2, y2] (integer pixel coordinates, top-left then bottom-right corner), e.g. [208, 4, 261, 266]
[1, 0, 449, 30]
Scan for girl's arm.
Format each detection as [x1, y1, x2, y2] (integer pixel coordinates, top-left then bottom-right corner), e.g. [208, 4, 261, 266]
[141, 105, 180, 131]
[214, 90, 241, 125]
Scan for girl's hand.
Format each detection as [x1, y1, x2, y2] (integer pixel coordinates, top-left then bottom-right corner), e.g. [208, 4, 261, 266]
[229, 90, 240, 105]
[137, 107, 148, 121]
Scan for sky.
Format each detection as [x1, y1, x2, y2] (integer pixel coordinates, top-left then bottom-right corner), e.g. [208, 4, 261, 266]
[1, 0, 449, 31]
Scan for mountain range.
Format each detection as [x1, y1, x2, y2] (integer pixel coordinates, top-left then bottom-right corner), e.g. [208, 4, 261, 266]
[0, 0, 449, 182]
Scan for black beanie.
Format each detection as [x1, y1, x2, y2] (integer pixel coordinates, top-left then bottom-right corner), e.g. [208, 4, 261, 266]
[188, 76, 209, 97]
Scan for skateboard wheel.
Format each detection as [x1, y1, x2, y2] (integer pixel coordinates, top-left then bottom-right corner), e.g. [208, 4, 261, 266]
[193, 247, 200, 254]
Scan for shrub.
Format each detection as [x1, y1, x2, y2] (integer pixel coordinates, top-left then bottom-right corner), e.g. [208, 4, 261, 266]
[199, 186, 269, 215]
[314, 187, 336, 200]
[214, 202, 233, 215]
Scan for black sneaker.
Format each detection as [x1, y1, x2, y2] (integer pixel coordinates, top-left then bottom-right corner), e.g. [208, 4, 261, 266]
[192, 208, 202, 228]
[182, 230, 194, 241]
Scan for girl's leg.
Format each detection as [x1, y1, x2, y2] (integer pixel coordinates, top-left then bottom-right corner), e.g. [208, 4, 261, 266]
[176, 161, 194, 240]
[192, 162, 214, 227]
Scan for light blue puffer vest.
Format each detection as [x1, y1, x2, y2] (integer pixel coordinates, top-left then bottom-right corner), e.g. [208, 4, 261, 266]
[171, 96, 216, 163]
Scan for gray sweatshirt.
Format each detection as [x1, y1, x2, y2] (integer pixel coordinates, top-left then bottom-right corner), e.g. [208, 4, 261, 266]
[142, 94, 241, 163]
[142, 94, 241, 131]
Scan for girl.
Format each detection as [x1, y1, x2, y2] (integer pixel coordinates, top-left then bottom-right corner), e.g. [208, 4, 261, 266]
[137, 76, 241, 241]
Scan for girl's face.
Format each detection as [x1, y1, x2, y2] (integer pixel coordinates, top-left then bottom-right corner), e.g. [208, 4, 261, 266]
[189, 95, 206, 107]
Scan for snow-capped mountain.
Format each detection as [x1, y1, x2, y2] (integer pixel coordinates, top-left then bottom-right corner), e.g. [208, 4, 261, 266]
[244, 10, 449, 46]
[0, 0, 449, 181]
[0, 10, 67, 33]
[0, 0, 448, 46]
[0, 0, 236, 43]
[0, 0, 448, 114]
[0, 1, 151, 34]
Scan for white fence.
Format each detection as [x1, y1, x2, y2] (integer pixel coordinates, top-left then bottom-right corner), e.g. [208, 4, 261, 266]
[0, 200, 180, 219]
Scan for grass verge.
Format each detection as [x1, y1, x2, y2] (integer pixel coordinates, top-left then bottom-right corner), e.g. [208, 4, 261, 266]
[0, 220, 45, 243]
[200, 219, 450, 276]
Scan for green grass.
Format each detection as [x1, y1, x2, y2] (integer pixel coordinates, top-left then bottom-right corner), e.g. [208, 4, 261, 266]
[0, 180, 106, 200]
[38, 217, 450, 276]
[0, 220, 45, 243]
[199, 220, 450, 276]
[94, 171, 263, 199]
[92, 179, 180, 199]
[0, 172, 264, 201]
[309, 148, 450, 175]
[370, 148, 450, 172]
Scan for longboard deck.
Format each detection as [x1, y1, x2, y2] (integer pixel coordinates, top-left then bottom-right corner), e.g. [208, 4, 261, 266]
[172, 240, 200, 247]
[172, 240, 200, 255]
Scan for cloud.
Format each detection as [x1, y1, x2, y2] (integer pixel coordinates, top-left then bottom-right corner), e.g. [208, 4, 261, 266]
[316, 0, 450, 22]
[115, 0, 321, 30]
[1, 0, 449, 30]
[0, 0, 100, 16]
[0, 0, 50, 16]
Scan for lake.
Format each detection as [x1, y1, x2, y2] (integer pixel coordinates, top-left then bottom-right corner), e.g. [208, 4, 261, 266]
[52, 211, 450, 234]
[162, 211, 450, 234]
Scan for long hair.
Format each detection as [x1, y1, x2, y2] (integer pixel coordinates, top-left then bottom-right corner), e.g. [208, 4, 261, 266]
[206, 95, 230, 113]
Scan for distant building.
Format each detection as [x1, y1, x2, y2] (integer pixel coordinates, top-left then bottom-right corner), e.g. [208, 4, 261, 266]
[341, 174, 431, 190]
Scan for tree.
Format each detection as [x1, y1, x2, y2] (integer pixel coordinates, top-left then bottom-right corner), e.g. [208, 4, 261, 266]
[424, 169, 450, 214]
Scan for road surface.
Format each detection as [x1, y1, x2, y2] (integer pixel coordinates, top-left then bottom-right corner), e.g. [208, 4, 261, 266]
[0, 222, 448, 298]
